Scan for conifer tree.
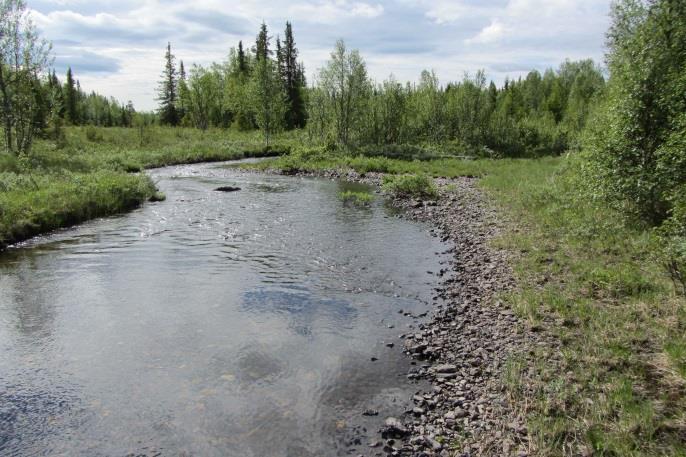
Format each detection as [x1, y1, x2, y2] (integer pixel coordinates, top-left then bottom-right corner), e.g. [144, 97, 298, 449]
[64, 67, 78, 124]
[237, 40, 248, 76]
[177, 60, 187, 122]
[250, 22, 285, 145]
[156, 42, 179, 126]
[255, 22, 270, 62]
[281, 22, 306, 129]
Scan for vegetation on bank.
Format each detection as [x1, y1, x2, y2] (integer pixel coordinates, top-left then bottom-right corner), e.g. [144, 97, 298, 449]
[0, 127, 291, 248]
[382, 174, 438, 200]
[482, 158, 686, 457]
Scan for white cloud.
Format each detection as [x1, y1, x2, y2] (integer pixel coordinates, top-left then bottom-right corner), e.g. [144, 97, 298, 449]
[288, 1, 384, 24]
[465, 20, 506, 44]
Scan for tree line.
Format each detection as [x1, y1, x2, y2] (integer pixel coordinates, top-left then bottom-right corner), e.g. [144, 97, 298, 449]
[307, 41, 604, 157]
[156, 24, 604, 157]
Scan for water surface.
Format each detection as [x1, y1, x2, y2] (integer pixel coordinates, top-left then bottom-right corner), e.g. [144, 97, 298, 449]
[0, 162, 445, 456]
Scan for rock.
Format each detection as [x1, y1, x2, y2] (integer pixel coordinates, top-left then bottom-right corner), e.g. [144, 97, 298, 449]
[214, 186, 241, 192]
[381, 417, 410, 438]
[433, 364, 457, 373]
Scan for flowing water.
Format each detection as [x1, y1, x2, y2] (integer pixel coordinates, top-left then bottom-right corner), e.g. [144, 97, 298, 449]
[0, 162, 446, 457]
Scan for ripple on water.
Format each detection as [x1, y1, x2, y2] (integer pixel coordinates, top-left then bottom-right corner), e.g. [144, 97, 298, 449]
[0, 161, 447, 456]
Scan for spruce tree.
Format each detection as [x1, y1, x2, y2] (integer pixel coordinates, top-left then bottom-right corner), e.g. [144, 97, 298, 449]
[237, 40, 249, 76]
[281, 22, 306, 129]
[64, 67, 78, 125]
[177, 60, 187, 122]
[255, 22, 270, 62]
[156, 42, 179, 126]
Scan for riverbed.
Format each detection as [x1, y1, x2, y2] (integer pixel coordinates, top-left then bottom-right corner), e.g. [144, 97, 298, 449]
[0, 161, 447, 456]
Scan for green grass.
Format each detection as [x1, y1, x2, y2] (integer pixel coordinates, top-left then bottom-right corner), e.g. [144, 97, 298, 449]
[0, 170, 156, 247]
[0, 126, 296, 247]
[382, 174, 438, 199]
[338, 190, 374, 207]
[238, 146, 513, 178]
[479, 157, 686, 457]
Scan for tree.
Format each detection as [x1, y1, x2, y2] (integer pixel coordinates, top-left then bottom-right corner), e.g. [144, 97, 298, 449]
[584, 0, 686, 225]
[237, 40, 248, 75]
[314, 40, 370, 147]
[250, 30, 286, 145]
[64, 67, 78, 124]
[0, 0, 52, 155]
[254, 22, 271, 62]
[177, 60, 187, 122]
[156, 42, 179, 126]
[280, 21, 306, 129]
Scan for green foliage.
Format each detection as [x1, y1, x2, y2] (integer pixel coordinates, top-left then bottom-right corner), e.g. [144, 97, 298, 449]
[583, 0, 686, 225]
[338, 190, 373, 207]
[309, 40, 370, 147]
[0, 0, 52, 156]
[581, 0, 686, 292]
[251, 55, 287, 146]
[0, 170, 156, 248]
[382, 174, 438, 199]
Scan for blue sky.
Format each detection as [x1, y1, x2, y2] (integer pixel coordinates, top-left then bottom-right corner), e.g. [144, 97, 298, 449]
[29, 0, 612, 111]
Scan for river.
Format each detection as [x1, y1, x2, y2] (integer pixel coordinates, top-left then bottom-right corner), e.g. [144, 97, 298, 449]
[0, 161, 446, 456]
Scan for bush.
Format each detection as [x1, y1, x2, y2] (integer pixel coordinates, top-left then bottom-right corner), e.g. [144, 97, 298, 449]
[582, 0, 686, 226]
[382, 174, 438, 199]
[338, 190, 373, 207]
[85, 125, 104, 142]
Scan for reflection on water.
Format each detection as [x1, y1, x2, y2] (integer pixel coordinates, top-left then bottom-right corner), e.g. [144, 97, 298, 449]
[0, 162, 445, 456]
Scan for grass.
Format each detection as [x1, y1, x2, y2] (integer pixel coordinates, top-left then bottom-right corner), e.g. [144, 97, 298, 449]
[238, 146, 512, 178]
[478, 157, 686, 457]
[381, 174, 438, 200]
[338, 190, 374, 207]
[0, 126, 296, 247]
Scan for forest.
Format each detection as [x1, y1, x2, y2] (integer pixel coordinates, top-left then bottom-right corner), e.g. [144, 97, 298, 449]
[1, 0, 685, 455]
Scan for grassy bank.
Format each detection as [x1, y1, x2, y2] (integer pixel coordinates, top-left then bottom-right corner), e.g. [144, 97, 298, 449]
[0, 127, 297, 248]
[482, 160, 685, 456]
[245, 151, 686, 456]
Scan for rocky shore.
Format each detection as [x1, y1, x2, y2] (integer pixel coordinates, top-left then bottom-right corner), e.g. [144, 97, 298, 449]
[243, 166, 551, 456]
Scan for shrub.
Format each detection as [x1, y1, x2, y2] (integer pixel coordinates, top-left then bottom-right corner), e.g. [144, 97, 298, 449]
[382, 174, 438, 199]
[338, 190, 373, 207]
[85, 125, 104, 142]
[582, 0, 686, 226]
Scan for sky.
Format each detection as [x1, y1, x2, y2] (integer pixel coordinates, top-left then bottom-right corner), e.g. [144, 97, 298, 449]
[28, 0, 612, 111]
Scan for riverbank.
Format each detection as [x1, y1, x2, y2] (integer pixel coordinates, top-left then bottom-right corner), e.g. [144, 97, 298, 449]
[0, 127, 297, 249]
[240, 156, 686, 456]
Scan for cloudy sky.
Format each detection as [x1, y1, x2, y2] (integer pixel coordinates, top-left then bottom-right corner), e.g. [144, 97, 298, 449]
[29, 0, 612, 111]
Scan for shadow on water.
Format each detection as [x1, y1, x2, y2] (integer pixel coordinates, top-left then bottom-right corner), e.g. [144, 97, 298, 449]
[242, 287, 358, 336]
